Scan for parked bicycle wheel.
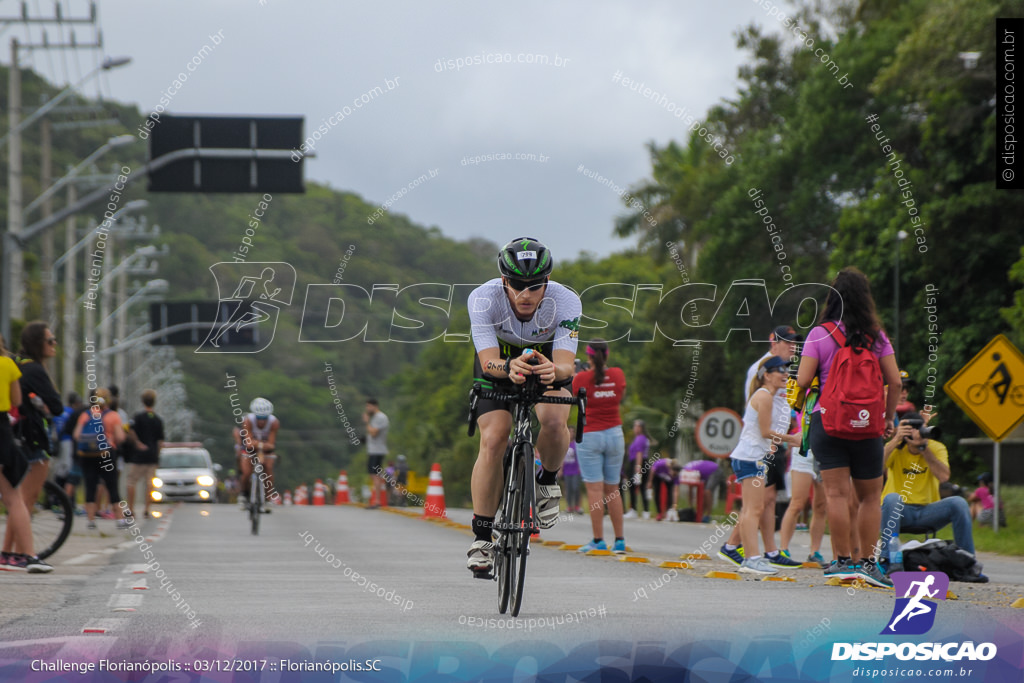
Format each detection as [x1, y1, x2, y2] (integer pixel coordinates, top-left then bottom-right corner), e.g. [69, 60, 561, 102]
[0, 480, 74, 560]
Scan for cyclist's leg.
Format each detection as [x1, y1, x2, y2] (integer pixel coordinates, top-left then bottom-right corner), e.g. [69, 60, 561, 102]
[534, 394, 571, 475]
[472, 411, 512, 520]
[264, 454, 276, 499]
[468, 410, 511, 572]
[239, 451, 253, 501]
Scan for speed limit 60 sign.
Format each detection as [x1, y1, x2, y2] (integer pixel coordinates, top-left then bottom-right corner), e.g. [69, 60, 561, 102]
[695, 407, 742, 458]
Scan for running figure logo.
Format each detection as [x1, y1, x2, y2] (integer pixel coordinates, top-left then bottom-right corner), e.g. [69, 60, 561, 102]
[882, 572, 949, 635]
[196, 262, 296, 354]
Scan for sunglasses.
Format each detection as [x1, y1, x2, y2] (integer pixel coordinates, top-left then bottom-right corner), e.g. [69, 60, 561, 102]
[767, 366, 788, 374]
[45, 337, 58, 345]
[506, 277, 547, 292]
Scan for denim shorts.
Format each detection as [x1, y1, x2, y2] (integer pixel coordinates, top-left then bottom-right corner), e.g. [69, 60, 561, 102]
[730, 458, 765, 482]
[577, 427, 625, 484]
[25, 447, 50, 464]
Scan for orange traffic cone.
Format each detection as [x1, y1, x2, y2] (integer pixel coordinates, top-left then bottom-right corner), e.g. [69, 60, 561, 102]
[335, 471, 350, 504]
[422, 463, 446, 518]
[295, 485, 307, 505]
[313, 479, 326, 506]
[368, 484, 379, 507]
[283, 490, 293, 505]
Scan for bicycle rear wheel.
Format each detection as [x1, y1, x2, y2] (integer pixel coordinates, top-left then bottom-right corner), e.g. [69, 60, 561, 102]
[249, 474, 261, 535]
[509, 443, 533, 617]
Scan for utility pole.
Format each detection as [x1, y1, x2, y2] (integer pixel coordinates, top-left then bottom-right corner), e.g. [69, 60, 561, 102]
[41, 116, 55, 325]
[62, 184, 77, 392]
[0, 2, 102, 339]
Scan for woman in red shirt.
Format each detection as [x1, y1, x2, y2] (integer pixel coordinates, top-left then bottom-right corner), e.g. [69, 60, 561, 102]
[572, 339, 628, 554]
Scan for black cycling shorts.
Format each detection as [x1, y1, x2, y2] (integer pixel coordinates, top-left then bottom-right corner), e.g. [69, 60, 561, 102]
[761, 446, 787, 489]
[808, 411, 883, 480]
[472, 343, 571, 418]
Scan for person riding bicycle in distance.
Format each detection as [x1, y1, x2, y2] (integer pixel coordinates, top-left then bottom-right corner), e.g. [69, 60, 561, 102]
[466, 237, 582, 575]
[239, 397, 279, 511]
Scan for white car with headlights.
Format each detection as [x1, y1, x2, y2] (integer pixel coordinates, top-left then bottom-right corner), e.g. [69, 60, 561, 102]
[151, 443, 220, 503]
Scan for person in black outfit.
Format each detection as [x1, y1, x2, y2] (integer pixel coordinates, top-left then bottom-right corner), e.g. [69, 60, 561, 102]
[125, 389, 165, 518]
[13, 323, 63, 505]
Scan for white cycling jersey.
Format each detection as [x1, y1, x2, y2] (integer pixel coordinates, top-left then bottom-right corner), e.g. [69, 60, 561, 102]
[468, 278, 581, 356]
[245, 413, 278, 442]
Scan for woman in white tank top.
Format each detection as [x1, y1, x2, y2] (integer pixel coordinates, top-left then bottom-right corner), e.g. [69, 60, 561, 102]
[727, 356, 801, 575]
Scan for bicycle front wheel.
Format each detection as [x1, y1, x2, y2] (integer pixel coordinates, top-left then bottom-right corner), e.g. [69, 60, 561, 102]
[249, 474, 261, 535]
[509, 443, 532, 617]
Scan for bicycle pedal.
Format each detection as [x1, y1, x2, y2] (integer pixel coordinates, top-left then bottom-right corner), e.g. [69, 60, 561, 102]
[472, 569, 493, 580]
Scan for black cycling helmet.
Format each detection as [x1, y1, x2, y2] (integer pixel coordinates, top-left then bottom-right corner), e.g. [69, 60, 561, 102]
[497, 237, 553, 281]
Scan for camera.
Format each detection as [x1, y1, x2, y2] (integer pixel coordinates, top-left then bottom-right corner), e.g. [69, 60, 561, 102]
[902, 418, 941, 443]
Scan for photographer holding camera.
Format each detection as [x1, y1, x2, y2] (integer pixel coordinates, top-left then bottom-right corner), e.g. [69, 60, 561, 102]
[878, 411, 978, 573]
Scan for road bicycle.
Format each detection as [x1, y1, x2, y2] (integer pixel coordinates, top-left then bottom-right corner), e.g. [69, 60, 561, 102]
[0, 479, 74, 560]
[243, 447, 273, 535]
[468, 368, 585, 617]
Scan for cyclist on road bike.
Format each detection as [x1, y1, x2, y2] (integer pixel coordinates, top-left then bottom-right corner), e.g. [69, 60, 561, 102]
[466, 237, 582, 575]
[238, 397, 279, 512]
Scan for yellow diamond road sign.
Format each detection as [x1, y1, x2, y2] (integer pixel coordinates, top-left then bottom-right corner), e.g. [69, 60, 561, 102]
[945, 334, 1024, 441]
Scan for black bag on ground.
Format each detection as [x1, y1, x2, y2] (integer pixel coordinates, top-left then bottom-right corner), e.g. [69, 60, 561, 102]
[901, 539, 988, 583]
[676, 508, 696, 522]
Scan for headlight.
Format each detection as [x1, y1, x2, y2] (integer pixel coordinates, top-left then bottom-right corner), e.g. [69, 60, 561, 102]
[151, 491, 163, 501]
[198, 490, 210, 500]
[197, 475, 215, 487]
[152, 478, 163, 488]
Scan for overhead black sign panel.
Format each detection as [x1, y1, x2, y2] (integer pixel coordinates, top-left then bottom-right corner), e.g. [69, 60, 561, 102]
[147, 115, 304, 193]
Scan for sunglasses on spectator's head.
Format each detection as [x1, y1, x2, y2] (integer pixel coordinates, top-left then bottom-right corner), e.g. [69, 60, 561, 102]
[506, 277, 547, 292]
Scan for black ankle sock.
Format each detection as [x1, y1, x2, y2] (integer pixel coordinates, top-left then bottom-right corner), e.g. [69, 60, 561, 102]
[838, 555, 851, 563]
[472, 515, 494, 542]
[615, 537, 624, 542]
[537, 467, 559, 485]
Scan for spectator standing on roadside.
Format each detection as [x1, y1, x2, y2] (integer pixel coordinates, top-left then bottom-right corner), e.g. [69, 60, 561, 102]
[778, 406, 828, 567]
[573, 339, 629, 554]
[12, 322, 63, 522]
[624, 419, 651, 519]
[718, 356, 800, 575]
[363, 398, 390, 508]
[742, 325, 803, 566]
[0, 334, 52, 572]
[73, 387, 129, 530]
[125, 389, 165, 519]
[796, 266, 901, 588]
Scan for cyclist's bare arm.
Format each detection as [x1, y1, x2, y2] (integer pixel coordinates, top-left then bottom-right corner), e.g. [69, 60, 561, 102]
[478, 347, 513, 380]
[262, 420, 279, 453]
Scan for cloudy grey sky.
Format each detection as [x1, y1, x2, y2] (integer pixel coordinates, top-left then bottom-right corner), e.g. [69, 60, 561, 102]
[19, 0, 779, 260]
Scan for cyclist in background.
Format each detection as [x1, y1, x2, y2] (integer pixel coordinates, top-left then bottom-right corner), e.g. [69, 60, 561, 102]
[465, 237, 582, 575]
[239, 397, 279, 512]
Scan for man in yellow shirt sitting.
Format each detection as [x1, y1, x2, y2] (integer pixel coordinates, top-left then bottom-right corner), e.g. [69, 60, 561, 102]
[878, 412, 976, 573]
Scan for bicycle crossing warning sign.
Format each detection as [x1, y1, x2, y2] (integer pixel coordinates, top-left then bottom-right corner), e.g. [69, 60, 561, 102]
[945, 334, 1024, 441]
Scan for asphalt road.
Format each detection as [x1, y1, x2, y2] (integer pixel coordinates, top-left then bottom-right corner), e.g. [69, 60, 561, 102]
[1, 503, 1022, 681]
